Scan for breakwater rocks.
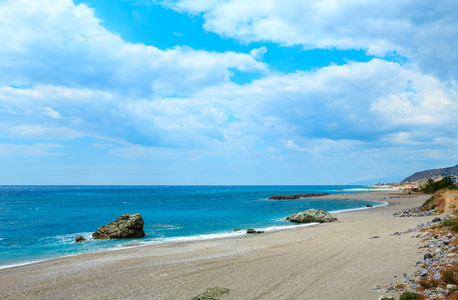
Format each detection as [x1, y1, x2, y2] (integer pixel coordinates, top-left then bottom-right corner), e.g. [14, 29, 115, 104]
[374, 215, 458, 299]
[393, 207, 438, 217]
[269, 193, 330, 200]
[286, 208, 337, 223]
[92, 213, 146, 240]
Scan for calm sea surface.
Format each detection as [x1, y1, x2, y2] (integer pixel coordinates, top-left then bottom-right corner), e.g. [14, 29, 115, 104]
[0, 185, 385, 268]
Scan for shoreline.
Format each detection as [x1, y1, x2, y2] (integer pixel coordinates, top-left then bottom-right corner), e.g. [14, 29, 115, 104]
[0, 192, 432, 299]
[0, 193, 388, 271]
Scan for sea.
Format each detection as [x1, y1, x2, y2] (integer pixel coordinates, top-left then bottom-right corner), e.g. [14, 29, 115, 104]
[0, 185, 387, 269]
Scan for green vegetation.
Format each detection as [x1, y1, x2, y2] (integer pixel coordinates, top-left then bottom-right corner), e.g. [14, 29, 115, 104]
[443, 219, 458, 227]
[422, 176, 454, 194]
[441, 268, 457, 284]
[452, 223, 458, 232]
[422, 194, 438, 210]
[419, 277, 438, 289]
[399, 292, 421, 300]
[192, 287, 230, 300]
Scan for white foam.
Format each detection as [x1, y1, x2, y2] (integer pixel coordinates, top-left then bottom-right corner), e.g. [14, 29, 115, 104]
[330, 201, 389, 213]
[0, 259, 45, 270]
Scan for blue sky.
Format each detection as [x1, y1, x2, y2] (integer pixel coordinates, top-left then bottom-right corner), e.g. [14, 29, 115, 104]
[1, 0, 458, 185]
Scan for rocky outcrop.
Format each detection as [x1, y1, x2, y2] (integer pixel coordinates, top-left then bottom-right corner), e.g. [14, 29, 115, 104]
[92, 214, 145, 240]
[286, 209, 337, 223]
[75, 236, 88, 243]
[269, 193, 330, 200]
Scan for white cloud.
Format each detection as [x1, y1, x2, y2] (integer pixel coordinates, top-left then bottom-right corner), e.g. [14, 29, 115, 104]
[44, 107, 62, 119]
[159, 0, 458, 80]
[0, 0, 266, 97]
[250, 46, 267, 60]
[284, 140, 306, 152]
[1, 0, 458, 184]
[0, 143, 67, 156]
[2, 59, 457, 152]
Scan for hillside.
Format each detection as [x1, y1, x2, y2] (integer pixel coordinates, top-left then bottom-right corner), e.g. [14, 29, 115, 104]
[402, 164, 458, 183]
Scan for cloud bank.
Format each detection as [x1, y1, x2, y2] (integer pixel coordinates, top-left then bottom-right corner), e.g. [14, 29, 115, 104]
[1, 0, 458, 183]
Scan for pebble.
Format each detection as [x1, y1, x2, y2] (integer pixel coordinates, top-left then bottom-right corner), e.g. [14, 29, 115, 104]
[373, 212, 457, 298]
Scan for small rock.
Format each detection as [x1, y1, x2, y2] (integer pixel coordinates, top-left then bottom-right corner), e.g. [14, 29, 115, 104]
[372, 286, 380, 290]
[246, 228, 264, 234]
[447, 253, 457, 258]
[233, 228, 240, 231]
[447, 284, 457, 290]
[370, 236, 380, 239]
[433, 273, 442, 280]
[424, 253, 433, 260]
[436, 287, 447, 295]
[75, 236, 88, 243]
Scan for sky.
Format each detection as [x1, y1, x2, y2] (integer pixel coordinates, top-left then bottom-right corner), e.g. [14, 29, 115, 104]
[1, 0, 458, 185]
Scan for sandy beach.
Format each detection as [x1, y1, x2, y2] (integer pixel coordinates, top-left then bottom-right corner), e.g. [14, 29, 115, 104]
[0, 192, 433, 300]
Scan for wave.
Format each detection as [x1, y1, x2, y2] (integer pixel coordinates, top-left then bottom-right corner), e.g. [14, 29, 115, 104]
[330, 201, 389, 213]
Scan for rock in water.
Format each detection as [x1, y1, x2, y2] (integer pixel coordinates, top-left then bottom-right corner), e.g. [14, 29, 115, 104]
[286, 209, 337, 223]
[92, 214, 145, 240]
[75, 236, 88, 243]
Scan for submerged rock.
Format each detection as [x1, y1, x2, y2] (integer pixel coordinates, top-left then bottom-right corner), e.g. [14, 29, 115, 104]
[92, 213, 145, 240]
[75, 235, 88, 243]
[286, 209, 337, 223]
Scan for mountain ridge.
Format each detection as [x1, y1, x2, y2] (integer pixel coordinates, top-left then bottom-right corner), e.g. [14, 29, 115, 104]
[402, 164, 458, 183]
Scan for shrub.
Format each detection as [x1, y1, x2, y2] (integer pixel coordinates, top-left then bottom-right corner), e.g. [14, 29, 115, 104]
[441, 268, 457, 284]
[419, 278, 438, 289]
[452, 223, 458, 232]
[400, 292, 421, 300]
[443, 219, 458, 227]
[422, 176, 454, 194]
[192, 287, 230, 300]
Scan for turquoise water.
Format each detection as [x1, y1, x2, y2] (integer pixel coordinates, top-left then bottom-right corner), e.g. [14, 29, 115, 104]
[0, 185, 384, 268]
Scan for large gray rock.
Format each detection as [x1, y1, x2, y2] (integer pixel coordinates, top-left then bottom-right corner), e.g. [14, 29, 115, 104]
[92, 214, 145, 240]
[286, 209, 337, 223]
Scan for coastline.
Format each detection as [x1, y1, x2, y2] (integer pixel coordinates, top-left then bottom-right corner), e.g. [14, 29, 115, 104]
[0, 192, 432, 299]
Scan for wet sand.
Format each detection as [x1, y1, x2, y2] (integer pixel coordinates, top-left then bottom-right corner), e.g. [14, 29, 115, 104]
[0, 192, 432, 300]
